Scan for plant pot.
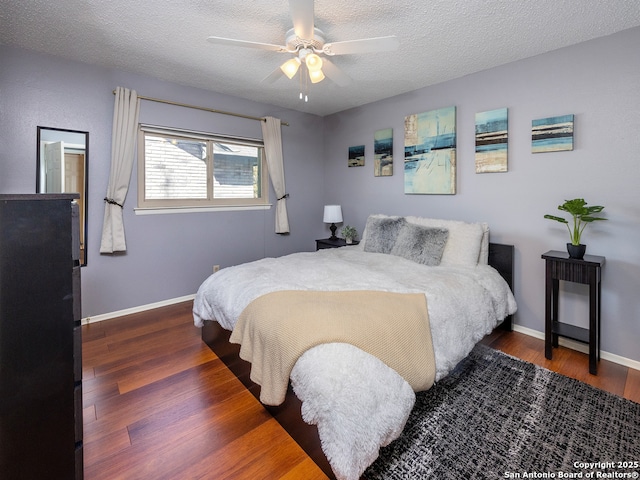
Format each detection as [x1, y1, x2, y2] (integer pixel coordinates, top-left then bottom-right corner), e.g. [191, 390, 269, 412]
[567, 243, 586, 259]
[345, 237, 353, 244]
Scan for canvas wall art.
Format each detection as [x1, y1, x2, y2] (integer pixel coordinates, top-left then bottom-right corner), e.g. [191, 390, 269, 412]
[348, 145, 365, 167]
[374, 128, 393, 176]
[404, 106, 456, 194]
[475, 108, 508, 173]
[532, 114, 574, 153]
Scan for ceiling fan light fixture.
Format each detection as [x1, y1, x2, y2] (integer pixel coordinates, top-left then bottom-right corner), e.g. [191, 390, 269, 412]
[280, 57, 301, 79]
[308, 68, 325, 84]
[305, 53, 323, 72]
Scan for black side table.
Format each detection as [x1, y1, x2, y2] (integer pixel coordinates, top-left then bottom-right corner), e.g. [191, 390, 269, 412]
[542, 250, 605, 374]
[316, 238, 359, 250]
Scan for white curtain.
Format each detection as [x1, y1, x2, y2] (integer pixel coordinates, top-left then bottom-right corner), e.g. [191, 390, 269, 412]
[261, 116, 290, 234]
[100, 87, 140, 253]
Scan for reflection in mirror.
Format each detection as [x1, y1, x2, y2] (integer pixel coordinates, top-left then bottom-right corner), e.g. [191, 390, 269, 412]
[37, 127, 89, 266]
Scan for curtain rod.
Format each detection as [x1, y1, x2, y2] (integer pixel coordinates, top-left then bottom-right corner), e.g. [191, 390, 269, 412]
[112, 90, 289, 126]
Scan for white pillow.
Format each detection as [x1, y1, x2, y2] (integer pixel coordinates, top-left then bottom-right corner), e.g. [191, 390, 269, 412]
[478, 223, 490, 265]
[405, 216, 487, 266]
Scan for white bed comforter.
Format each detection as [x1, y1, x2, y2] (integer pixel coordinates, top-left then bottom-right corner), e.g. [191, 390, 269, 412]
[193, 247, 517, 381]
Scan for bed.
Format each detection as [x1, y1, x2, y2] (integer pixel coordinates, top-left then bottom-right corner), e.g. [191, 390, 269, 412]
[193, 214, 517, 479]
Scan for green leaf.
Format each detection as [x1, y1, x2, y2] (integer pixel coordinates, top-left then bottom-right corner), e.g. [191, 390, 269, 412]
[544, 198, 607, 244]
[543, 214, 568, 224]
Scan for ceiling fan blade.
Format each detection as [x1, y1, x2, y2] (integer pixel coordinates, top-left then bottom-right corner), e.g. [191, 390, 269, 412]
[289, 0, 314, 40]
[207, 36, 288, 52]
[262, 66, 285, 84]
[323, 36, 400, 56]
[321, 58, 352, 87]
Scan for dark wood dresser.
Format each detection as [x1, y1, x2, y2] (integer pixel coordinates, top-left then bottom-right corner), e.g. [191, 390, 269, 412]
[0, 194, 83, 479]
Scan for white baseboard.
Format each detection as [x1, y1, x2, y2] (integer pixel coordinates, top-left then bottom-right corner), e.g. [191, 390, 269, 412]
[81, 294, 195, 325]
[82, 298, 639, 371]
[513, 324, 640, 371]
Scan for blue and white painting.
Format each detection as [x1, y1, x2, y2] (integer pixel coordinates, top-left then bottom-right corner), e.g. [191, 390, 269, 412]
[374, 128, 393, 176]
[532, 114, 574, 153]
[475, 108, 508, 173]
[404, 106, 456, 194]
[348, 145, 365, 167]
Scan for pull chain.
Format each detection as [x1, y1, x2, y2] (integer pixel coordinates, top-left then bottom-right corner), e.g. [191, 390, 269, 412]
[298, 64, 309, 102]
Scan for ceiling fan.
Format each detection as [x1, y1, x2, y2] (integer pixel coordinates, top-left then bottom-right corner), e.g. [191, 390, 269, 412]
[206, 0, 399, 88]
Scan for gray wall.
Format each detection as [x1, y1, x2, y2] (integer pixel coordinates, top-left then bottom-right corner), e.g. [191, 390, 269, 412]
[323, 27, 640, 363]
[0, 45, 326, 317]
[2, 26, 639, 364]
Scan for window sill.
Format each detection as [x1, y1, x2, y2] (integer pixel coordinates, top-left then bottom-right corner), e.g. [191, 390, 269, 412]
[134, 204, 272, 215]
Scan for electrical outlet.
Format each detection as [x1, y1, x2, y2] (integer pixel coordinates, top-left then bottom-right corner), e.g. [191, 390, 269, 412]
[213, 265, 220, 273]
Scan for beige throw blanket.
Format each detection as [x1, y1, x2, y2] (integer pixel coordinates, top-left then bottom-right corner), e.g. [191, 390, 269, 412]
[229, 290, 436, 406]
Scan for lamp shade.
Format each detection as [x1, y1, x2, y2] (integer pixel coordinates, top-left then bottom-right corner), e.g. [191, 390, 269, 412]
[323, 205, 343, 223]
[308, 68, 325, 84]
[280, 57, 301, 79]
[305, 53, 323, 72]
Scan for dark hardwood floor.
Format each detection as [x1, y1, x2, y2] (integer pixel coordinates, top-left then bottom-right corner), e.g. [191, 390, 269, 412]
[82, 301, 640, 479]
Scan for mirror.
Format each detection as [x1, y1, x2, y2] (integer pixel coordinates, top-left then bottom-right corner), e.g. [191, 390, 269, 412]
[37, 127, 89, 266]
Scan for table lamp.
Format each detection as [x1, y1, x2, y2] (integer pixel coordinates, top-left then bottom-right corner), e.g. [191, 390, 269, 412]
[323, 205, 343, 240]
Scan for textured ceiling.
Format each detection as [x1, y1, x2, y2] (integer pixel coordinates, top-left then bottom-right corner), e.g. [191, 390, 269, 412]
[1, 0, 640, 116]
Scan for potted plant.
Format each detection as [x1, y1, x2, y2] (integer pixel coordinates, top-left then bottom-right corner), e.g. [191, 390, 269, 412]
[544, 198, 607, 259]
[341, 225, 358, 244]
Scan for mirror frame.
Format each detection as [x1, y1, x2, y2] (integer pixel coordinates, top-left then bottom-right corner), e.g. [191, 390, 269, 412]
[36, 126, 89, 266]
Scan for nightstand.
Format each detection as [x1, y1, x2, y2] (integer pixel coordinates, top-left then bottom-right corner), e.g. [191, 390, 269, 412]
[542, 250, 605, 374]
[316, 238, 359, 250]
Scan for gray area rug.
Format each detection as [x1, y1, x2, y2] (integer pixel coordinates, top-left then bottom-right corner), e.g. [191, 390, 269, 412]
[365, 344, 640, 479]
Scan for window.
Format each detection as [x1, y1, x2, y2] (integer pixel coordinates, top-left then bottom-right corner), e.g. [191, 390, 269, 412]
[137, 125, 268, 209]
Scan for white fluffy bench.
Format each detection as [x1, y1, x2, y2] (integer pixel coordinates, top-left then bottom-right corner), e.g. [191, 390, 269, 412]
[291, 342, 416, 480]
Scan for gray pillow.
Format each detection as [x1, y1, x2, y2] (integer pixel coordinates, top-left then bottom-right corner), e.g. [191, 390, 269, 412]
[363, 216, 406, 254]
[390, 224, 449, 266]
